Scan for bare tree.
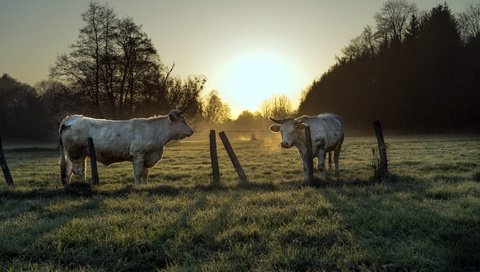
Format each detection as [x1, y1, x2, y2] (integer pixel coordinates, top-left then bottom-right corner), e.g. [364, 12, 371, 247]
[340, 26, 378, 62]
[50, 2, 164, 118]
[203, 90, 231, 125]
[35, 80, 87, 128]
[50, 2, 111, 116]
[99, 4, 118, 116]
[375, 0, 418, 45]
[114, 16, 162, 117]
[457, 3, 480, 42]
[166, 75, 206, 117]
[362, 25, 377, 56]
[341, 35, 365, 62]
[50, 2, 206, 119]
[259, 94, 294, 118]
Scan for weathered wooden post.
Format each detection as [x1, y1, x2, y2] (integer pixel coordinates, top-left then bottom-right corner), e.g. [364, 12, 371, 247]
[219, 131, 248, 184]
[0, 136, 14, 187]
[304, 125, 314, 180]
[373, 121, 388, 178]
[87, 137, 99, 184]
[209, 130, 220, 184]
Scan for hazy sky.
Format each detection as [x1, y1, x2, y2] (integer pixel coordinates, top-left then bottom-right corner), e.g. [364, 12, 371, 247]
[0, 0, 473, 116]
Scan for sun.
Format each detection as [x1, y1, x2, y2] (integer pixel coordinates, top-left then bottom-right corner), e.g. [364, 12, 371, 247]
[221, 50, 297, 116]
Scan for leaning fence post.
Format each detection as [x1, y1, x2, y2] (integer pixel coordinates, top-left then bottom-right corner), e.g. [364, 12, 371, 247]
[219, 131, 248, 184]
[87, 137, 99, 184]
[373, 121, 388, 179]
[209, 130, 220, 184]
[0, 136, 14, 187]
[304, 125, 314, 180]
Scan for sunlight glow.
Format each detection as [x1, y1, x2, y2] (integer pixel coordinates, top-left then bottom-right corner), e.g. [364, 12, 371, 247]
[221, 51, 298, 116]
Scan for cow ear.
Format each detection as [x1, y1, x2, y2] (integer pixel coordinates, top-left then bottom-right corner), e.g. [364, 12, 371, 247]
[168, 113, 177, 122]
[269, 124, 281, 133]
[295, 123, 307, 130]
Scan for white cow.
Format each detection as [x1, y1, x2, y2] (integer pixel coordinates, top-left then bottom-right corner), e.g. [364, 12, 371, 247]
[269, 113, 344, 180]
[59, 109, 194, 185]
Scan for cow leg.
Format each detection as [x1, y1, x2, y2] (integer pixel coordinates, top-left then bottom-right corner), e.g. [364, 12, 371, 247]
[300, 155, 310, 181]
[323, 151, 333, 171]
[334, 140, 343, 176]
[141, 167, 149, 184]
[132, 157, 145, 185]
[71, 158, 86, 182]
[317, 149, 326, 180]
[63, 157, 73, 183]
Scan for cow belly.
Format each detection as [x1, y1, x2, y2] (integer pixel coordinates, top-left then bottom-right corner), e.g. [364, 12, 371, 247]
[96, 154, 131, 166]
[312, 139, 339, 155]
[95, 146, 131, 166]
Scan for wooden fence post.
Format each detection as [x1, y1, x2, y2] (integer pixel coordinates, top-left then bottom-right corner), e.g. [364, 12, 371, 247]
[219, 131, 248, 184]
[0, 136, 14, 187]
[87, 137, 99, 184]
[304, 125, 314, 180]
[373, 121, 388, 178]
[209, 130, 220, 184]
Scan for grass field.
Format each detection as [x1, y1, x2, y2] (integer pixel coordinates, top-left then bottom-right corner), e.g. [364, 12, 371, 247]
[0, 133, 479, 271]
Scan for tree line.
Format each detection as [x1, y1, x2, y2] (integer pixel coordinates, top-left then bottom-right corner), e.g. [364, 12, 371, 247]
[299, 1, 480, 133]
[1, 1, 299, 139]
[3, 1, 478, 138]
[0, 70, 292, 137]
[49, 2, 205, 119]
[1, 2, 207, 138]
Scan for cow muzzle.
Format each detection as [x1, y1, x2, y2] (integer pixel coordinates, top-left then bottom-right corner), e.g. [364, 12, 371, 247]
[281, 142, 292, 148]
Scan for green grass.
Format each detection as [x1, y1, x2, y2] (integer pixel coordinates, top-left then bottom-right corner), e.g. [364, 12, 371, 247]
[0, 135, 479, 271]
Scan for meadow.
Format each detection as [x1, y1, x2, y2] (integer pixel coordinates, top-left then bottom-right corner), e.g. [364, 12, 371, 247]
[0, 132, 479, 271]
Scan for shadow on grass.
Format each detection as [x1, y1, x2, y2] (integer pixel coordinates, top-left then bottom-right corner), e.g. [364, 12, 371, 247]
[0, 172, 464, 201]
[0, 197, 103, 266]
[0, 175, 393, 200]
[148, 192, 247, 270]
[102, 193, 211, 270]
[0, 180, 284, 200]
[320, 173, 480, 271]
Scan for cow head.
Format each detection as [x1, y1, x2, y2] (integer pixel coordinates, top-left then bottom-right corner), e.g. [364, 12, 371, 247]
[168, 109, 194, 139]
[269, 117, 307, 148]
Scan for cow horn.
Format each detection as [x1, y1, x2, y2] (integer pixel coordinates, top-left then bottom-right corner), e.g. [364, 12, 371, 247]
[270, 117, 284, 124]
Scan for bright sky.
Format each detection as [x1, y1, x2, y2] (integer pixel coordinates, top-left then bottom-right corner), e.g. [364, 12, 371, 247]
[0, 0, 472, 117]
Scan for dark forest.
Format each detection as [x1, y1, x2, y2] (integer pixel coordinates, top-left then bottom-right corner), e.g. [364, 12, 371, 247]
[299, 4, 480, 133]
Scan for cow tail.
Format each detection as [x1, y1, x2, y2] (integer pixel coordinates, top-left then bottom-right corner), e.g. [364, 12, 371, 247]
[59, 122, 71, 184]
